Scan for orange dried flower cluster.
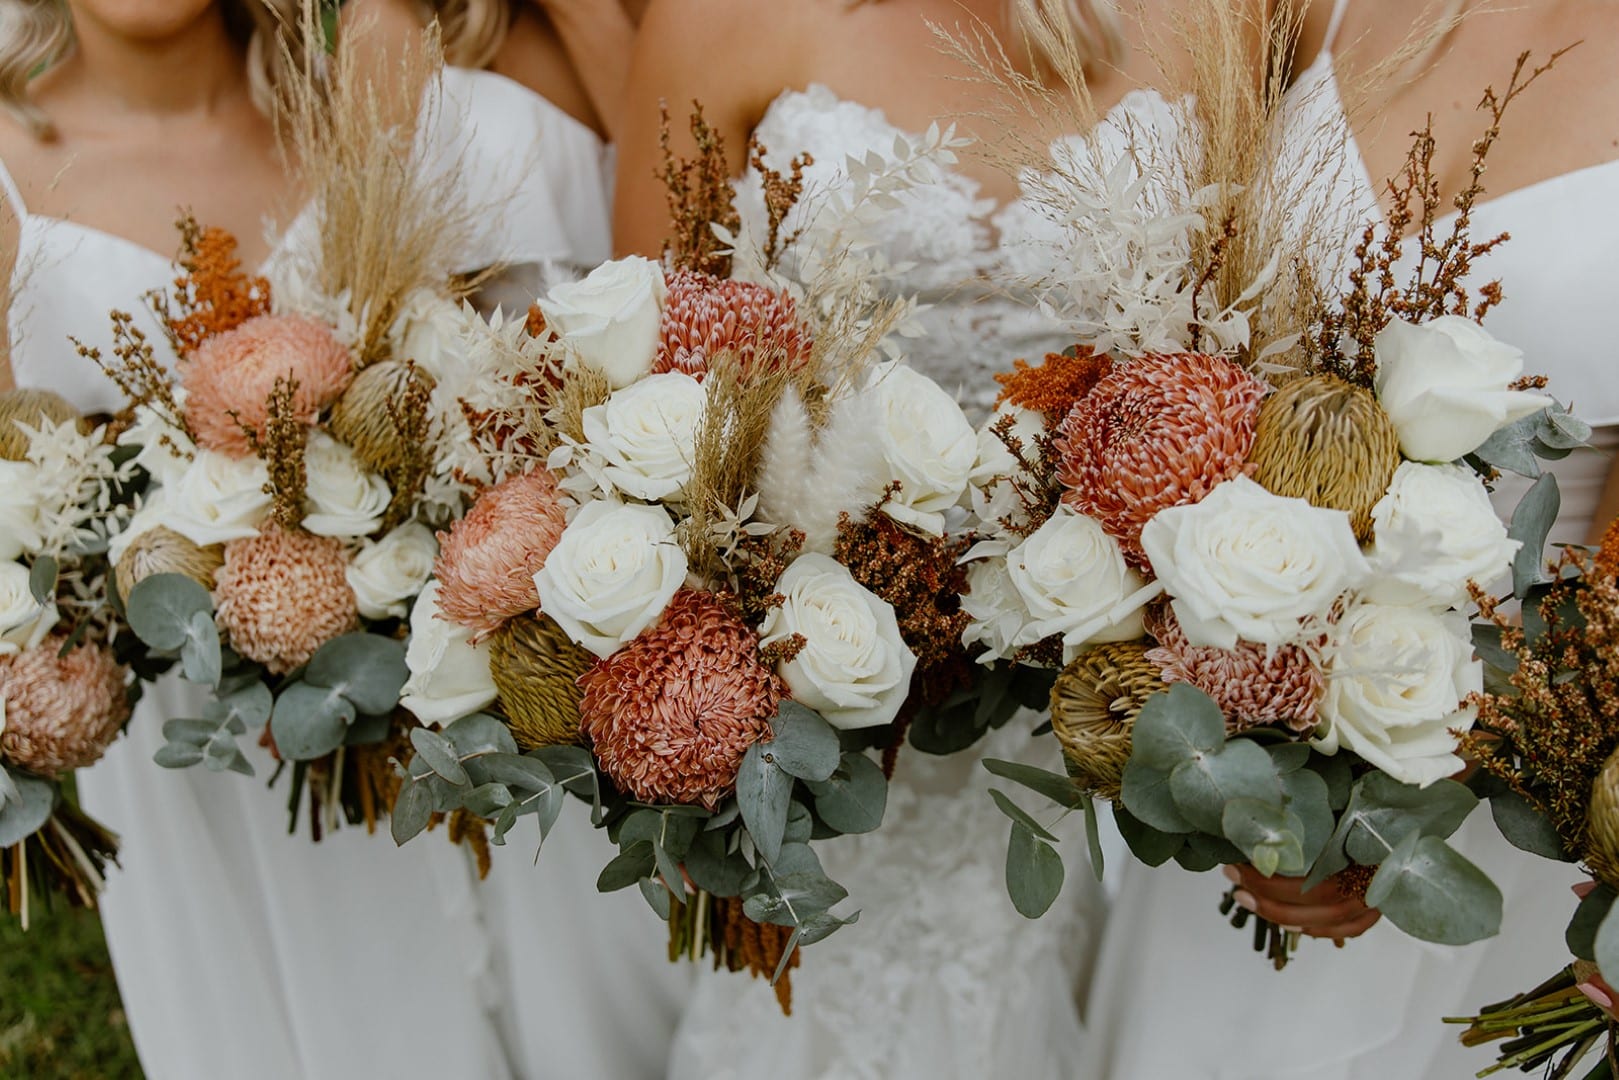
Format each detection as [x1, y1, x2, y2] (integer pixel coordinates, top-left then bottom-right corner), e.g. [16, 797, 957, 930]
[163, 222, 271, 355]
[994, 347, 1112, 421]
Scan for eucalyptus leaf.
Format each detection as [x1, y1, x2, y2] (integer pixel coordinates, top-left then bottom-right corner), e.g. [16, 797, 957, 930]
[1567, 883, 1616, 960]
[161, 718, 217, 745]
[1472, 624, 1520, 678]
[443, 714, 520, 758]
[269, 682, 355, 761]
[0, 771, 54, 846]
[1119, 759, 1194, 834]
[1314, 752, 1354, 810]
[153, 741, 205, 769]
[1128, 684, 1225, 771]
[1113, 805, 1185, 867]
[805, 752, 887, 834]
[1594, 903, 1619, 986]
[783, 801, 813, 847]
[1365, 832, 1502, 945]
[767, 702, 841, 782]
[28, 555, 57, 605]
[1082, 794, 1104, 881]
[1167, 740, 1285, 835]
[1172, 843, 1222, 873]
[988, 788, 1059, 842]
[737, 740, 793, 864]
[639, 876, 673, 921]
[1341, 774, 1478, 865]
[1267, 743, 1312, 774]
[1508, 473, 1560, 598]
[201, 730, 252, 776]
[476, 753, 557, 794]
[1222, 798, 1307, 877]
[390, 778, 433, 845]
[305, 633, 409, 714]
[126, 573, 214, 651]
[683, 828, 752, 896]
[653, 838, 687, 904]
[1473, 413, 1544, 477]
[795, 909, 858, 948]
[598, 841, 656, 892]
[1006, 822, 1065, 918]
[907, 691, 991, 756]
[410, 727, 470, 787]
[1280, 768, 1334, 869]
[180, 610, 222, 686]
[983, 758, 1088, 809]
[464, 783, 515, 818]
[1489, 790, 1570, 860]
[744, 870, 848, 926]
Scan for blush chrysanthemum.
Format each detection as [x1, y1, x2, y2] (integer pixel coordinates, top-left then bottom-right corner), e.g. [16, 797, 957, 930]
[1055, 352, 1263, 564]
[182, 313, 353, 456]
[0, 637, 131, 775]
[1145, 605, 1322, 733]
[434, 469, 568, 640]
[213, 526, 359, 674]
[653, 270, 811, 379]
[580, 589, 780, 808]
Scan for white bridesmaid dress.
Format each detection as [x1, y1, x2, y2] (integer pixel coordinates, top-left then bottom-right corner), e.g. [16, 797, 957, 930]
[1080, 7, 1618, 1077]
[4, 67, 686, 1080]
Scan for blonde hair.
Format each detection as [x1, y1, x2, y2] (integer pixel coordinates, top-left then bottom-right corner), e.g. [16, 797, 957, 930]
[429, 0, 509, 69]
[0, 0, 310, 141]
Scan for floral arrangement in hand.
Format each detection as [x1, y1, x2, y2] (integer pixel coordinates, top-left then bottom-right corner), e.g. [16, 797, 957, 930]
[0, 388, 153, 924]
[390, 113, 981, 1010]
[961, 41, 1583, 964]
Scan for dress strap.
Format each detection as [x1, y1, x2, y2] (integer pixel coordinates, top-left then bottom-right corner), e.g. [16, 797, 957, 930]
[1322, 0, 1353, 54]
[0, 155, 27, 219]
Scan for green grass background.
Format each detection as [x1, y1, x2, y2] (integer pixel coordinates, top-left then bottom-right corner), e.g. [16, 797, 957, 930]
[1, 908, 142, 1078]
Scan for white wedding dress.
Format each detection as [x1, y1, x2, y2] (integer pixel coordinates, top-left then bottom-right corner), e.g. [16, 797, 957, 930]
[1081, 7, 1618, 1076]
[4, 67, 685, 1080]
[666, 84, 1113, 1080]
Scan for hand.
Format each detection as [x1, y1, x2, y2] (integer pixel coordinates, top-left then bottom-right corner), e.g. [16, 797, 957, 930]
[1223, 864, 1382, 943]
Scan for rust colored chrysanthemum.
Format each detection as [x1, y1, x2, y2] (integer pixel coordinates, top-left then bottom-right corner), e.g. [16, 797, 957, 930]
[579, 589, 780, 808]
[1049, 642, 1163, 799]
[994, 347, 1113, 422]
[182, 314, 353, 457]
[1054, 353, 1263, 563]
[489, 613, 594, 749]
[0, 637, 130, 776]
[652, 270, 811, 379]
[1145, 605, 1322, 734]
[1248, 374, 1400, 542]
[114, 526, 224, 604]
[434, 469, 568, 640]
[213, 526, 358, 674]
[0, 389, 83, 461]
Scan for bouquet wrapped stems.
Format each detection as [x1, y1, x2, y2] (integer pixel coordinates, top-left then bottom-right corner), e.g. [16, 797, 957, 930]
[667, 889, 801, 1014]
[4, 799, 120, 928]
[1448, 966, 1615, 1079]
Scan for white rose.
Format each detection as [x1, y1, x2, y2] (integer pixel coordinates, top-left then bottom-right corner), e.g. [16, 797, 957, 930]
[346, 522, 438, 621]
[537, 256, 668, 389]
[1366, 461, 1518, 608]
[0, 460, 43, 561]
[400, 580, 498, 725]
[760, 553, 917, 730]
[1374, 316, 1555, 463]
[580, 372, 707, 501]
[119, 403, 193, 488]
[1140, 476, 1371, 649]
[1007, 506, 1153, 661]
[390, 289, 470, 382]
[867, 361, 977, 535]
[0, 561, 57, 657]
[165, 449, 273, 546]
[303, 432, 393, 539]
[960, 556, 1028, 663]
[1313, 601, 1480, 787]
[532, 501, 688, 657]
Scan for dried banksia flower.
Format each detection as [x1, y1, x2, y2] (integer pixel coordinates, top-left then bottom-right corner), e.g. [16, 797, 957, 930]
[433, 469, 568, 640]
[114, 526, 225, 604]
[1049, 642, 1165, 799]
[1055, 353, 1263, 564]
[1248, 375, 1400, 542]
[1145, 605, 1322, 734]
[328, 360, 436, 479]
[213, 526, 358, 674]
[1584, 747, 1619, 891]
[0, 637, 131, 776]
[488, 613, 593, 750]
[653, 270, 811, 380]
[579, 590, 780, 808]
[0, 389, 83, 461]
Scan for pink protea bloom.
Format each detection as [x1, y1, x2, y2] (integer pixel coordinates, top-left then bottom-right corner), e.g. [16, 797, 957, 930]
[1145, 605, 1323, 734]
[434, 469, 568, 640]
[653, 270, 812, 379]
[580, 589, 781, 808]
[213, 526, 359, 674]
[1055, 353, 1263, 565]
[0, 637, 131, 776]
[182, 313, 353, 456]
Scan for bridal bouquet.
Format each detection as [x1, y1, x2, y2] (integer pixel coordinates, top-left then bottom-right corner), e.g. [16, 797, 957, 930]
[959, 20, 1580, 964]
[391, 111, 982, 1009]
[0, 389, 152, 923]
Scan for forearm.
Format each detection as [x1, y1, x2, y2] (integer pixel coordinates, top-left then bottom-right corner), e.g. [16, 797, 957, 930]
[534, 0, 639, 140]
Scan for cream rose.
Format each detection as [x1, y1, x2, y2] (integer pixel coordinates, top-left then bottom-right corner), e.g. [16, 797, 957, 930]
[537, 256, 668, 389]
[1140, 476, 1370, 649]
[165, 449, 273, 547]
[960, 556, 1028, 663]
[347, 522, 438, 621]
[1007, 506, 1153, 660]
[400, 580, 498, 725]
[0, 460, 43, 561]
[302, 433, 393, 539]
[1374, 316, 1555, 463]
[866, 361, 977, 535]
[1366, 461, 1518, 608]
[580, 372, 707, 501]
[0, 561, 57, 657]
[532, 501, 688, 658]
[1313, 601, 1480, 787]
[759, 553, 917, 730]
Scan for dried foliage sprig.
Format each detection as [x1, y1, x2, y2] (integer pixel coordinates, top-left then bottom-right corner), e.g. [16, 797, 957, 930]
[380, 361, 436, 531]
[151, 215, 272, 355]
[658, 102, 742, 278]
[747, 139, 813, 272]
[235, 376, 309, 530]
[75, 313, 190, 443]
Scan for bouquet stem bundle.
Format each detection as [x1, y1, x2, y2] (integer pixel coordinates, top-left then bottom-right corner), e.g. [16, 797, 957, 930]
[3, 801, 120, 929]
[1449, 966, 1615, 1079]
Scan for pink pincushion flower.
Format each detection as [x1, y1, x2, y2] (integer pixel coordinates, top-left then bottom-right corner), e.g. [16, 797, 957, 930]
[434, 469, 568, 640]
[1055, 353, 1263, 565]
[0, 637, 131, 776]
[580, 589, 780, 808]
[183, 313, 353, 456]
[213, 526, 359, 674]
[1145, 605, 1322, 734]
[653, 270, 811, 379]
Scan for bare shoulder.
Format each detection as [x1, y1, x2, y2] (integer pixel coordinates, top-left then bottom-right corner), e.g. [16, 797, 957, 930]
[632, 0, 817, 128]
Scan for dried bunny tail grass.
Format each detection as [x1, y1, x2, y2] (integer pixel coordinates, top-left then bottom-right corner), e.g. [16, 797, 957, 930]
[274, 5, 480, 365]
